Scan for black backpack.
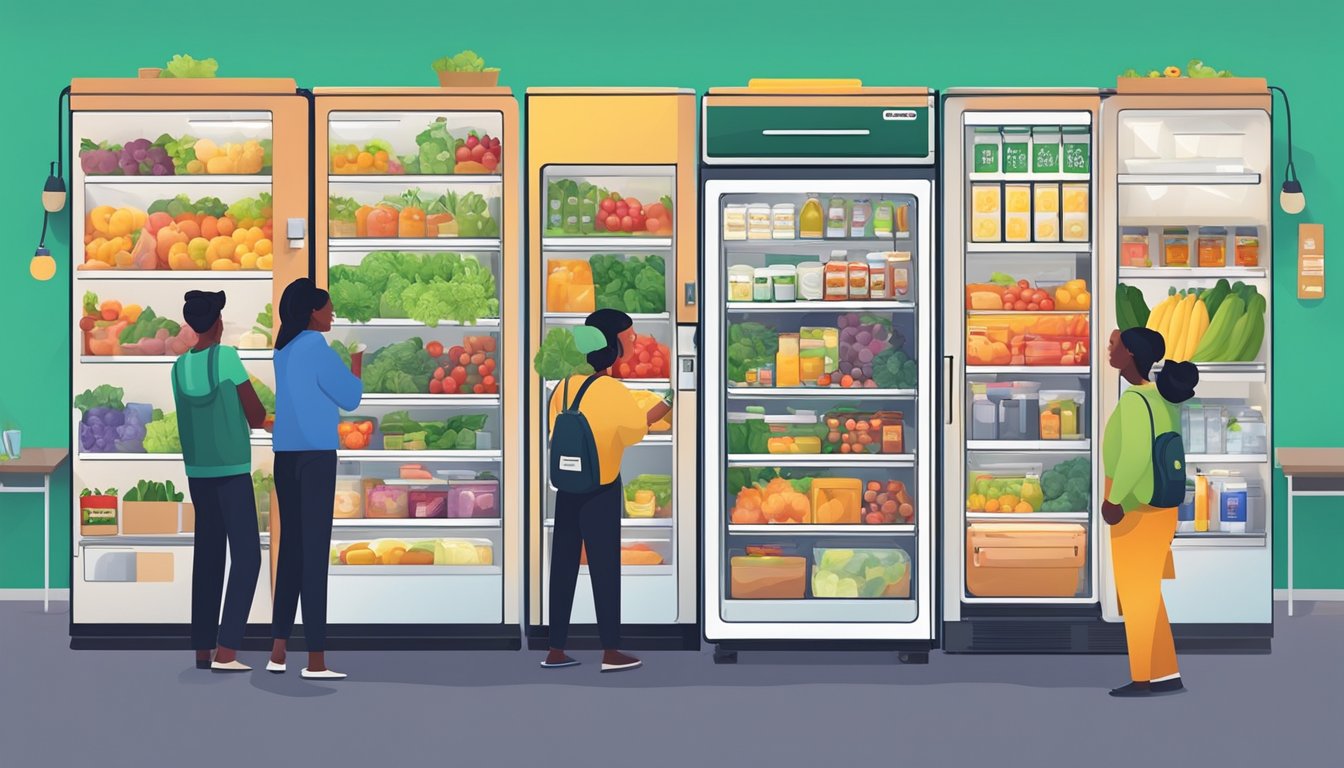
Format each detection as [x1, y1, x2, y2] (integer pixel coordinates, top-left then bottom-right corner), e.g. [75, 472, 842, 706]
[1133, 390, 1186, 508]
[549, 374, 604, 494]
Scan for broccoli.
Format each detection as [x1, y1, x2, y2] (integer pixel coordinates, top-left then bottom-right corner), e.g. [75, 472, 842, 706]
[1040, 468, 1067, 500]
[1040, 497, 1073, 513]
[1065, 476, 1090, 499]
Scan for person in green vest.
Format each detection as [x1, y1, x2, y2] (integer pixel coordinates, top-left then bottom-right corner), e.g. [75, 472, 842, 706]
[1102, 327, 1199, 698]
[172, 290, 268, 672]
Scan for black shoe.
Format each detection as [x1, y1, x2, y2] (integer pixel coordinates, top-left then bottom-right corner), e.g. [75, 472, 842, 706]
[1150, 677, 1185, 695]
[1108, 681, 1151, 697]
[195, 659, 212, 670]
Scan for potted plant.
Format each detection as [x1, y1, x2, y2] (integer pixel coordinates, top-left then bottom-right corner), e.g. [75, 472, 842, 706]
[121, 480, 191, 535]
[138, 68, 162, 79]
[79, 488, 119, 536]
[431, 50, 500, 87]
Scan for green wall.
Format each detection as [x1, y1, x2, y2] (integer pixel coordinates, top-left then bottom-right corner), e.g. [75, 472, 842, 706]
[2, 0, 1341, 591]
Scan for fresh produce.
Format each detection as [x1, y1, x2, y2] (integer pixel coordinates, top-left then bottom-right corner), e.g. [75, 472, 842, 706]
[834, 313, 901, 387]
[80, 292, 198, 356]
[871, 347, 918, 389]
[328, 251, 499, 326]
[863, 480, 915, 525]
[330, 140, 400, 175]
[379, 410, 490, 451]
[328, 196, 361, 237]
[1039, 457, 1091, 513]
[545, 259, 595, 313]
[533, 327, 594, 381]
[1137, 280, 1266, 363]
[453, 131, 501, 174]
[1120, 59, 1234, 79]
[332, 538, 493, 566]
[81, 206, 150, 269]
[822, 411, 905, 455]
[168, 135, 270, 175]
[123, 480, 185, 503]
[337, 419, 375, 450]
[430, 50, 500, 74]
[730, 476, 814, 524]
[547, 179, 674, 236]
[614, 334, 670, 380]
[726, 322, 779, 384]
[143, 411, 181, 454]
[812, 548, 909, 599]
[967, 471, 1046, 514]
[590, 253, 667, 314]
[79, 136, 174, 177]
[160, 54, 219, 78]
[83, 195, 272, 271]
[624, 474, 672, 518]
[631, 390, 671, 431]
[410, 119, 455, 175]
[75, 387, 153, 454]
[1115, 283, 1151, 331]
[253, 470, 274, 531]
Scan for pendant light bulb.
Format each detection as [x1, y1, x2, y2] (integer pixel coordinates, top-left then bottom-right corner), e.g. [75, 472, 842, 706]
[1280, 178, 1306, 215]
[42, 174, 67, 213]
[30, 246, 56, 281]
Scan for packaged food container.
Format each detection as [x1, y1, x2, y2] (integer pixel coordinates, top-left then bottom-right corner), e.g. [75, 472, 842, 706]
[894, 201, 912, 237]
[408, 488, 449, 518]
[1002, 127, 1031, 174]
[1062, 126, 1091, 174]
[730, 548, 806, 599]
[866, 253, 889, 298]
[747, 204, 772, 239]
[771, 203, 796, 239]
[849, 198, 872, 238]
[796, 261, 825, 301]
[1061, 183, 1089, 242]
[1204, 404, 1226, 454]
[1004, 183, 1031, 242]
[1197, 227, 1227, 268]
[1234, 228, 1260, 267]
[775, 333, 801, 388]
[1039, 390, 1086, 440]
[1025, 335, 1090, 367]
[1219, 481, 1248, 533]
[825, 196, 848, 239]
[1032, 127, 1061, 174]
[446, 479, 499, 518]
[998, 394, 1040, 440]
[752, 267, 773, 302]
[771, 266, 797, 302]
[971, 183, 1001, 242]
[1162, 228, 1190, 267]
[1121, 228, 1151, 267]
[723, 205, 748, 241]
[812, 547, 911, 598]
[973, 127, 1002, 174]
[861, 479, 915, 524]
[966, 463, 1045, 514]
[1224, 407, 1266, 454]
[800, 326, 839, 377]
[728, 264, 755, 302]
[79, 492, 119, 536]
[1034, 183, 1060, 242]
[1182, 403, 1207, 453]
[966, 523, 1086, 597]
[886, 252, 912, 300]
[847, 259, 870, 299]
[808, 477, 863, 524]
[872, 200, 895, 238]
[824, 255, 850, 300]
[970, 384, 998, 440]
[799, 195, 825, 239]
[334, 475, 364, 519]
[365, 484, 409, 518]
[822, 410, 904, 455]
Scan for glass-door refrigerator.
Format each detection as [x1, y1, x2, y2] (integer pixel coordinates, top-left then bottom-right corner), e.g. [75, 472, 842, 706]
[1099, 78, 1273, 649]
[312, 86, 521, 647]
[941, 89, 1109, 652]
[69, 77, 306, 645]
[701, 81, 937, 663]
[526, 88, 700, 650]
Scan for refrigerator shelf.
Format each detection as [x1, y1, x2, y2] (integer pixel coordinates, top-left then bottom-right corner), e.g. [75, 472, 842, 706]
[79, 350, 274, 363]
[1151, 361, 1264, 383]
[968, 172, 1091, 183]
[728, 524, 915, 536]
[1119, 267, 1267, 280]
[543, 237, 674, 251]
[1172, 533, 1266, 548]
[328, 238, 502, 252]
[78, 452, 183, 462]
[966, 512, 1089, 522]
[327, 174, 503, 186]
[332, 519, 502, 528]
[722, 598, 917, 624]
[721, 236, 908, 251]
[967, 309, 1091, 317]
[637, 435, 674, 445]
[727, 301, 916, 313]
[74, 270, 273, 281]
[544, 518, 674, 528]
[1117, 173, 1261, 186]
[80, 535, 194, 548]
[82, 175, 270, 186]
[544, 312, 670, 324]
[967, 440, 1091, 452]
[727, 454, 915, 468]
[336, 450, 501, 463]
[329, 565, 502, 576]
[330, 317, 500, 328]
[357, 393, 500, 408]
[966, 242, 1092, 254]
[580, 565, 675, 577]
[968, 365, 1091, 376]
[544, 378, 669, 389]
[1186, 454, 1268, 465]
[727, 387, 917, 399]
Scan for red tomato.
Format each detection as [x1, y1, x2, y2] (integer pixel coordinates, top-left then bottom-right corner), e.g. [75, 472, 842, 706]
[615, 202, 629, 217]
[646, 203, 666, 220]
[482, 375, 496, 388]
[1017, 279, 1030, 289]
[482, 337, 496, 352]
[458, 353, 471, 366]
[451, 367, 468, 384]
[433, 367, 446, 380]
[631, 215, 646, 232]
[604, 214, 620, 231]
[429, 378, 443, 394]
[482, 153, 498, 171]
[442, 377, 459, 394]
[470, 352, 486, 365]
[448, 345, 465, 361]
[645, 217, 661, 232]
[426, 341, 444, 358]
[619, 215, 633, 232]
[623, 197, 641, 209]
[470, 144, 486, 162]
[472, 384, 485, 394]
[456, 146, 472, 162]
[1041, 298, 1055, 311]
[600, 198, 616, 213]
[484, 358, 497, 374]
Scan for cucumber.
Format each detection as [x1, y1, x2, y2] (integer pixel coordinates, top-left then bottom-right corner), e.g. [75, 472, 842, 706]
[1129, 285, 1150, 327]
[1116, 284, 1137, 329]
[1192, 294, 1244, 362]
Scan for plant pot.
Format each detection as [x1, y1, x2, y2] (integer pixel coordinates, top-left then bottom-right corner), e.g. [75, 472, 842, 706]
[436, 70, 498, 88]
[138, 68, 162, 79]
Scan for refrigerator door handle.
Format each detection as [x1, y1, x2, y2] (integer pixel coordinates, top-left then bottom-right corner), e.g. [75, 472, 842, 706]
[944, 355, 954, 426]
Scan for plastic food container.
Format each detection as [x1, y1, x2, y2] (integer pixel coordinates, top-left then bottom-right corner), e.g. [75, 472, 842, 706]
[809, 478, 862, 524]
[771, 203, 796, 239]
[847, 260, 869, 299]
[408, 488, 449, 518]
[1004, 184, 1031, 242]
[823, 410, 905, 454]
[796, 262, 825, 301]
[1197, 227, 1227, 268]
[1062, 126, 1091, 174]
[747, 204, 772, 240]
[1034, 183, 1060, 242]
[966, 523, 1086, 597]
[334, 475, 364, 519]
[812, 547, 910, 598]
[727, 264, 755, 302]
[1025, 335, 1089, 367]
[1224, 407, 1266, 454]
[446, 479, 499, 518]
[966, 463, 1044, 514]
[886, 252, 912, 300]
[1002, 128, 1031, 174]
[1061, 183, 1089, 242]
[365, 484, 409, 519]
[971, 184, 1001, 242]
[1032, 127, 1061, 174]
[866, 253, 888, 298]
[1121, 228, 1150, 267]
[727, 410, 824, 454]
[730, 548, 807, 599]
[1234, 228, 1260, 267]
[824, 254, 850, 300]
[772, 266, 797, 302]
[998, 394, 1040, 440]
[973, 127, 1001, 174]
[1162, 228, 1190, 267]
[723, 205, 748, 241]
[752, 268, 773, 301]
[860, 479, 915, 524]
[1039, 390, 1086, 440]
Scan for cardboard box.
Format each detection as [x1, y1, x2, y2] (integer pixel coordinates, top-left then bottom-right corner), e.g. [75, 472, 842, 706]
[135, 552, 174, 582]
[179, 502, 195, 533]
[121, 501, 182, 535]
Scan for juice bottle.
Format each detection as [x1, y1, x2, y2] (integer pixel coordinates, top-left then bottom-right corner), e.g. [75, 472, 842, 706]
[799, 195, 825, 239]
[825, 196, 848, 238]
[872, 201, 894, 238]
[775, 333, 801, 387]
[1194, 475, 1210, 532]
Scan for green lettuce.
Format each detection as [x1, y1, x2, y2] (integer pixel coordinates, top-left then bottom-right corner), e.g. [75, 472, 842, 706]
[533, 327, 593, 381]
[161, 54, 219, 79]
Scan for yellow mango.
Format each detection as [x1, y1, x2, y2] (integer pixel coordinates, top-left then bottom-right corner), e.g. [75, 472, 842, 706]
[88, 206, 114, 235]
[254, 238, 272, 257]
[206, 156, 234, 174]
[240, 253, 259, 270]
[256, 254, 274, 271]
[193, 138, 219, 162]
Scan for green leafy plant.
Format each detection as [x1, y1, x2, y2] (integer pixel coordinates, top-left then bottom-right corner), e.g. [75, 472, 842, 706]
[430, 50, 500, 74]
[161, 55, 219, 79]
[143, 411, 181, 454]
[74, 385, 125, 414]
[327, 251, 498, 326]
[147, 194, 226, 218]
[328, 196, 361, 223]
[533, 327, 593, 381]
[360, 337, 438, 394]
[80, 488, 118, 498]
[591, 253, 667, 314]
[123, 480, 184, 503]
[413, 119, 457, 175]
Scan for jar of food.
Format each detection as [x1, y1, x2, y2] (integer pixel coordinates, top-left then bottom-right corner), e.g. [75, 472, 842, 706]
[752, 268, 773, 302]
[1062, 126, 1091, 174]
[850, 198, 872, 238]
[1121, 228, 1151, 267]
[824, 254, 850, 301]
[866, 253, 888, 299]
[973, 128, 1001, 174]
[723, 205, 748, 241]
[847, 259, 869, 299]
[775, 333, 801, 388]
[796, 261, 824, 301]
[728, 264, 755, 302]
[772, 266, 797, 302]
[1002, 127, 1031, 174]
[826, 196, 848, 239]
[1234, 228, 1260, 267]
[1039, 390, 1086, 439]
[887, 252, 912, 300]
[747, 204, 772, 240]
[1197, 227, 1227, 268]
[335, 475, 364, 519]
[1162, 228, 1190, 267]
[1032, 126, 1061, 174]
[772, 203, 796, 239]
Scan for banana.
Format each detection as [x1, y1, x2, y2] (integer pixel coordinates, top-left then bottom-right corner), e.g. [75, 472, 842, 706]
[1179, 299, 1209, 361]
[1148, 295, 1175, 335]
[1167, 294, 1196, 359]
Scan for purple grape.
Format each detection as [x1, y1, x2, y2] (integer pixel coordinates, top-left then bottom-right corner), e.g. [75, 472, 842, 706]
[105, 409, 124, 427]
[80, 427, 95, 450]
[840, 326, 857, 343]
[851, 367, 863, 378]
[872, 325, 890, 342]
[858, 348, 874, 364]
[867, 340, 885, 355]
[152, 162, 173, 176]
[125, 138, 151, 152]
[862, 363, 873, 378]
[118, 156, 139, 175]
[856, 330, 872, 346]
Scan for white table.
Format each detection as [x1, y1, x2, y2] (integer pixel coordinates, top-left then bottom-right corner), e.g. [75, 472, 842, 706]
[1276, 448, 1344, 617]
[0, 448, 69, 612]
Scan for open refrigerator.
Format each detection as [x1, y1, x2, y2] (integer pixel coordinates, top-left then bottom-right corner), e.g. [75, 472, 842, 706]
[68, 78, 307, 644]
[1098, 79, 1273, 648]
[941, 89, 1110, 652]
[311, 87, 521, 647]
[526, 88, 700, 649]
[701, 82, 937, 663]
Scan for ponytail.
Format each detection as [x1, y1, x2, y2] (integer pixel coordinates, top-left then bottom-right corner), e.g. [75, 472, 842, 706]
[275, 277, 330, 350]
[1155, 359, 1199, 404]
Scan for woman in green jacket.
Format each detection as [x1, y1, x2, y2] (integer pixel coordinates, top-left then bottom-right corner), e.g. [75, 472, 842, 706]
[1102, 327, 1198, 698]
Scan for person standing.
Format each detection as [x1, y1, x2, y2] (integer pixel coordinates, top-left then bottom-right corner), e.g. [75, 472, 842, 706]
[542, 309, 671, 673]
[268, 278, 362, 680]
[173, 290, 267, 672]
[1102, 327, 1199, 697]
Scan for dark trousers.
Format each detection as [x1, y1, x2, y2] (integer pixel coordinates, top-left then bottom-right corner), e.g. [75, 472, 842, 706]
[270, 450, 337, 652]
[549, 478, 623, 650]
[188, 474, 261, 651]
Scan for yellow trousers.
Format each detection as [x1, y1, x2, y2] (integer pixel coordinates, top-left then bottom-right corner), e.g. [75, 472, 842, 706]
[1111, 504, 1179, 682]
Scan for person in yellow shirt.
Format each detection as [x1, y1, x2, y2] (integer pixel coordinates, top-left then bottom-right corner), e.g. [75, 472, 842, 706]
[543, 309, 671, 673]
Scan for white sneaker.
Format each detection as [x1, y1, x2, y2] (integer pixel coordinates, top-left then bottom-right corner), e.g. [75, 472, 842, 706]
[266, 660, 286, 674]
[301, 668, 347, 680]
[211, 659, 251, 673]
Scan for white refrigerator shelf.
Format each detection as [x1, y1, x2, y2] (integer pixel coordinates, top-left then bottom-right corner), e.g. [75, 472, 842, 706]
[328, 238, 502, 252]
[727, 453, 915, 468]
[728, 524, 915, 536]
[74, 270, 274, 281]
[332, 519, 502, 528]
[726, 301, 916, 313]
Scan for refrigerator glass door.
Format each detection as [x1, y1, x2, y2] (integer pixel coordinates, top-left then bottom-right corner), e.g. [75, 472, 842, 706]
[703, 179, 934, 642]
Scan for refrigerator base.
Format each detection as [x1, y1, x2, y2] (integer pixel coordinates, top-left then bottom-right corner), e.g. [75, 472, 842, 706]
[944, 618, 1270, 654]
[525, 623, 700, 651]
[69, 623, 523, 651]
[711, 640, 936, 665]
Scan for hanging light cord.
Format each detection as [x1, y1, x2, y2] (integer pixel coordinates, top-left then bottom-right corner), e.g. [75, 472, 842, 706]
[38, 211, 49, 249]
[1268, 85, 1296, 184]
[55, 87, 68, 180]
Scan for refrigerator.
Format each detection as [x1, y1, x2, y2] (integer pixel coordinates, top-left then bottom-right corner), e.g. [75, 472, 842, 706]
[69, 77, 307, 644]
[310, 86, 522, 647]
[525, 88, 700, 650]
[941, 89, 1109, 652]
[1098, 78, 1274, 649]
[701, 81, 938, 663]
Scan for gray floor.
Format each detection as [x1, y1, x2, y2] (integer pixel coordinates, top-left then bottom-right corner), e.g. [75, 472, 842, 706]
[3, 602, 1341, 767]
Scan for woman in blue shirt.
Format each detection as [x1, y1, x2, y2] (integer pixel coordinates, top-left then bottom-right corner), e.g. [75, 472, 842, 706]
[268, 278, 362, 680]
